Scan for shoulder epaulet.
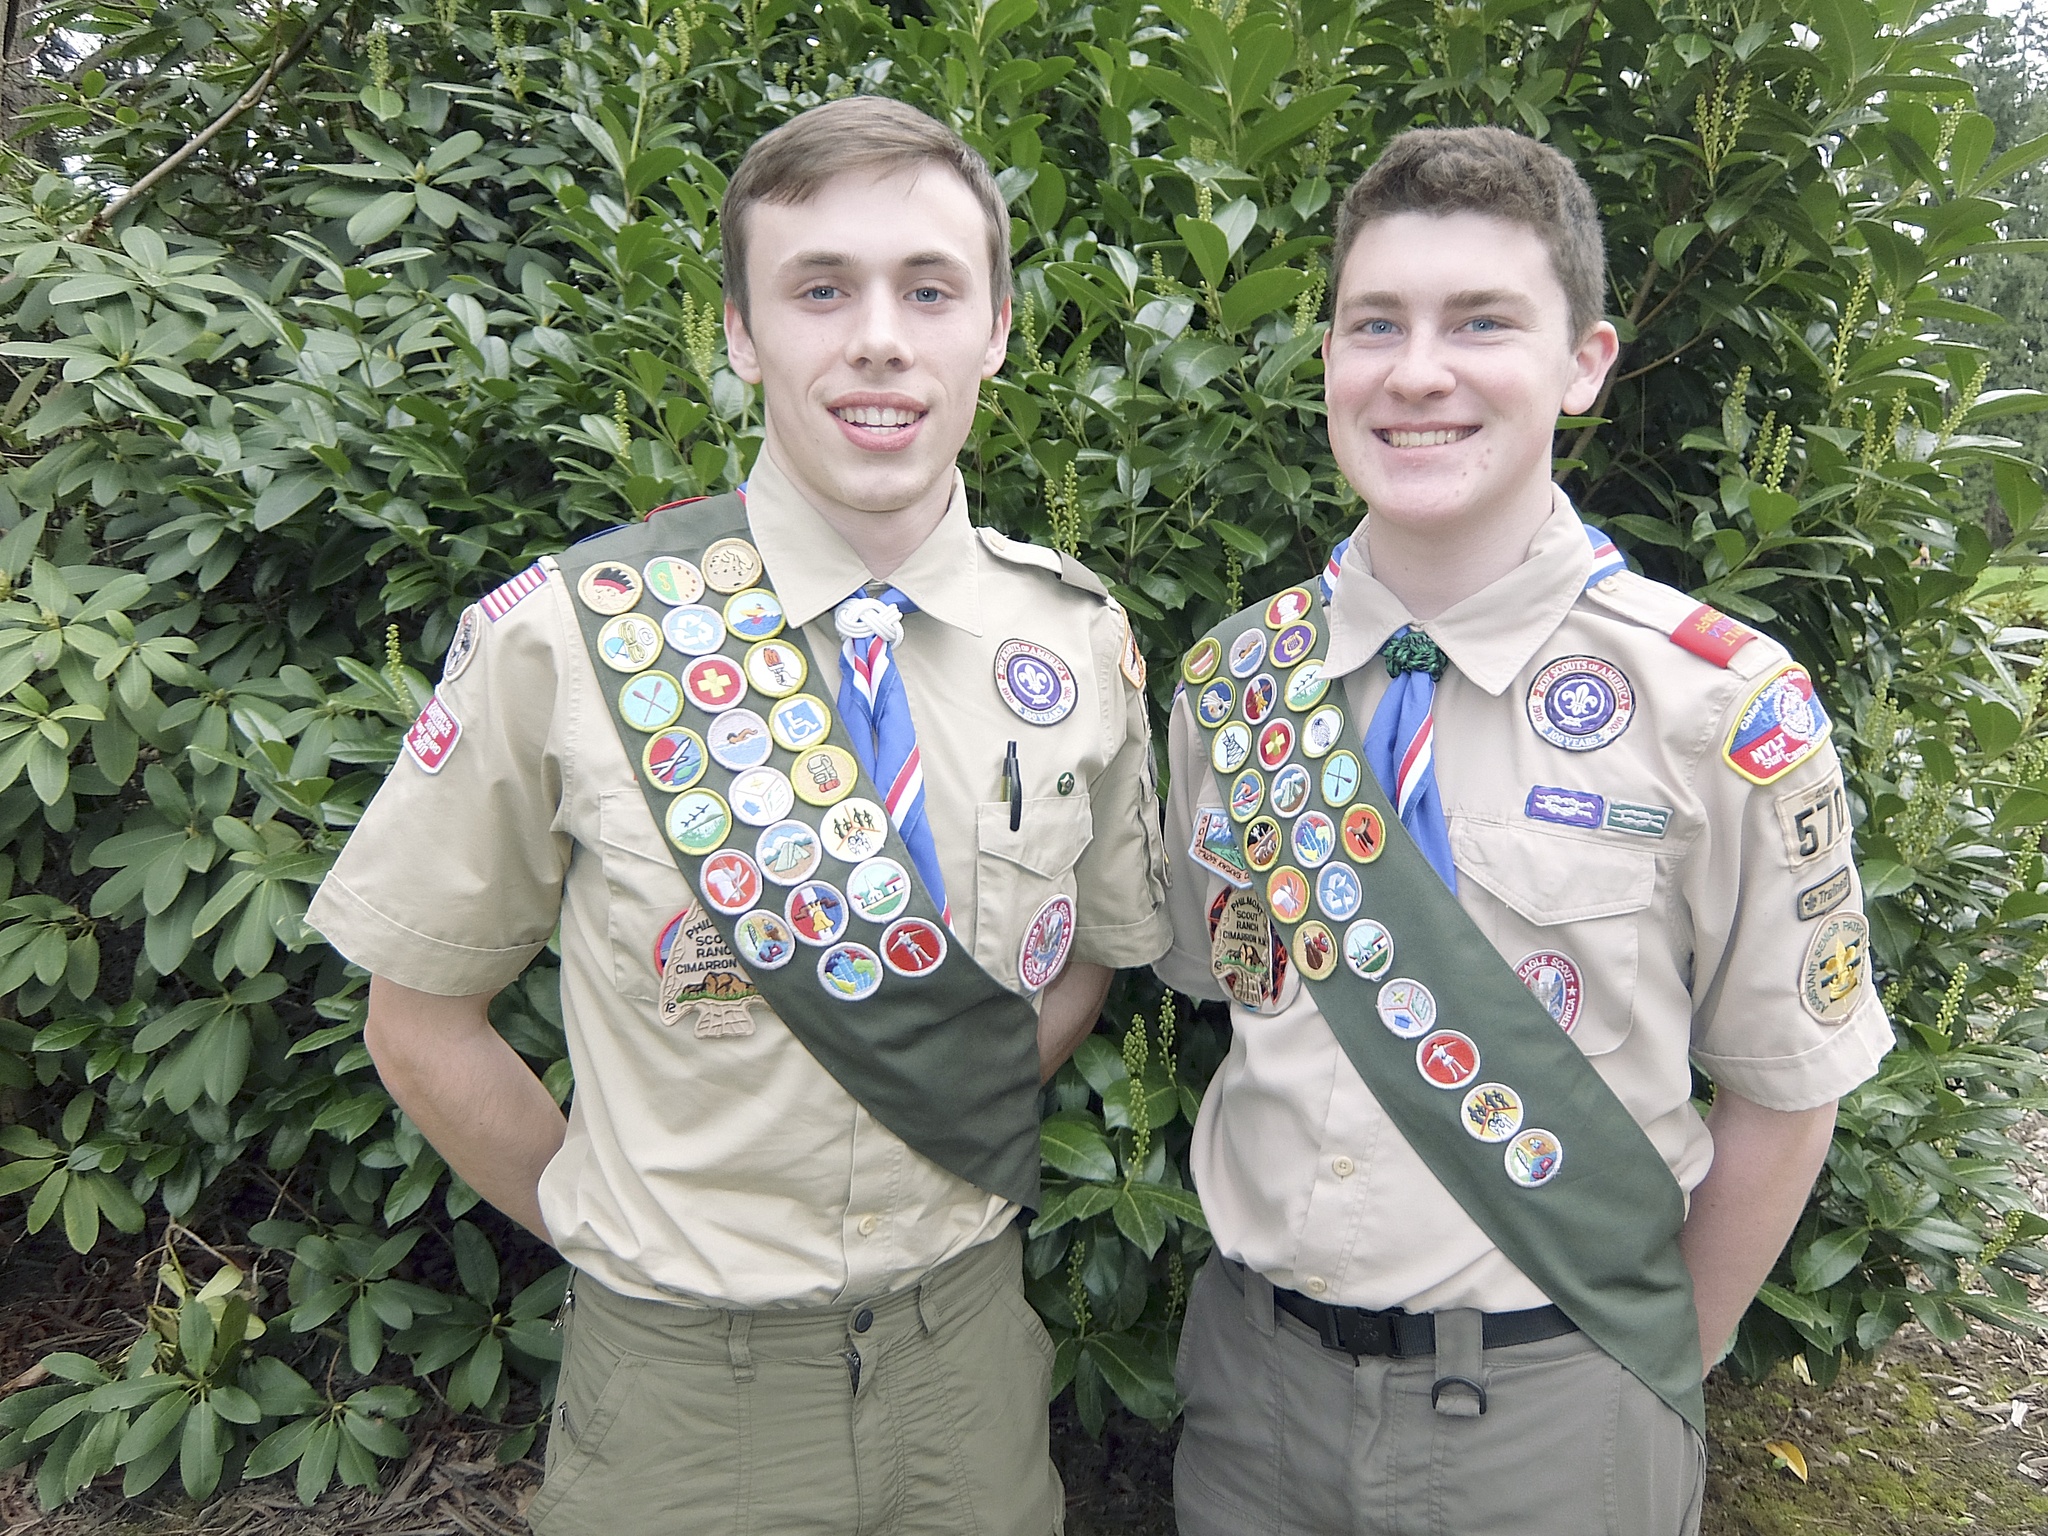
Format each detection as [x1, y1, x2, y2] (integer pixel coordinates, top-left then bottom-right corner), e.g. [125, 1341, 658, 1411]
[1580, 569, 1782, 679]
[977, 526, 1110, 599]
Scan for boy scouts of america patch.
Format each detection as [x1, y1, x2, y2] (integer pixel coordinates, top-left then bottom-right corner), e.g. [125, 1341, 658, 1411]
[1800, 911, 1868, 1022]
[655, 905, 758, 1036]
[1725, 665, 1831, 784]
[1526, 655, 1635, 751]
[442, 606, 482, 684]
[995, 639, 1078, 725]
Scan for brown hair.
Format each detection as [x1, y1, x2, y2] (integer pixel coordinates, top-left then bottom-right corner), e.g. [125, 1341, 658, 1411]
[1331, 127, 1607, 341]
[719, 97, 1011, 324]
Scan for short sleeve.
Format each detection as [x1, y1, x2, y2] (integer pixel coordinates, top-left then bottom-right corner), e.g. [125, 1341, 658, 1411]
[1153, 691, 1229, 1003]
[1686, 674, 1892, 1109]
[305, 576, 574, 996]
[1069, 606, 1171, 969]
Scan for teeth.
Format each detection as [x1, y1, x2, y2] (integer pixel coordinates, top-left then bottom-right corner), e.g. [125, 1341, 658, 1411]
[1381, 428, 1473, 447]
[835, 405, 922, 427]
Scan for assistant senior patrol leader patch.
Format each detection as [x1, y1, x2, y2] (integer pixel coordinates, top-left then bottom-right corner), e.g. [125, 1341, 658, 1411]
[1800, 911, 1868, 1022]
[1526, 655, 1635, 751]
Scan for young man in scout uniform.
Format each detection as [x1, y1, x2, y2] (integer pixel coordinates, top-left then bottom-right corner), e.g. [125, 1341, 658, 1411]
[307, 96, 1169, 1534]
[1156, 126, 1893, 1534]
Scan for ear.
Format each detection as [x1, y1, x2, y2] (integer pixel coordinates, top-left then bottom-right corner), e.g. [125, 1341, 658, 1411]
[980, 294, 1013, 379]
[1561, 319, 1620, 416]
[725, 298, 763, 385]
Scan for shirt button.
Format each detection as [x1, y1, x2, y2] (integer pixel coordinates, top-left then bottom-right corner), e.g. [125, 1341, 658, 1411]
[857, 1214, 878, 1237]
[1332, 1156, 1355, 1178]
[853, 1308, 874, 1333]
[1305, 1276, 1328, 1295]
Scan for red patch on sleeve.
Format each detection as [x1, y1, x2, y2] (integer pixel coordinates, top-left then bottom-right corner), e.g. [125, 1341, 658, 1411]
[1669, 603, 1756, 667]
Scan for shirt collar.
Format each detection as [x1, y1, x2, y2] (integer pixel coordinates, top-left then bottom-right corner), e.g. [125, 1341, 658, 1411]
[743, 448, 982, 636]
[1320, 487, 1595, 697]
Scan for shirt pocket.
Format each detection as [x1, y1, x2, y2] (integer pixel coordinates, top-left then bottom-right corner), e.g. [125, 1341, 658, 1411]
[1451, 821, 1656, 1057]
[973, 792, 1094, 992]
[597, 788, 694, 1005]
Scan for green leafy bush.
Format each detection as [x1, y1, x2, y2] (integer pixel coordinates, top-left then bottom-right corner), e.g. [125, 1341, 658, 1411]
[1, 0, 2046, 1506]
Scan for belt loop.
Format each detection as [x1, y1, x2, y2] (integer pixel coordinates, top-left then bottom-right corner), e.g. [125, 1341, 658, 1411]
[1240, 1262, 1276, 1338]
[916, 1274, 941, 1336]
[726, 1309, 756, 1384]
[1430, 1308, 1486, 1418]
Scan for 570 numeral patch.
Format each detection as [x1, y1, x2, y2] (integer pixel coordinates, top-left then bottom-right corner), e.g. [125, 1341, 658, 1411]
[1776, 779, 1848, 865]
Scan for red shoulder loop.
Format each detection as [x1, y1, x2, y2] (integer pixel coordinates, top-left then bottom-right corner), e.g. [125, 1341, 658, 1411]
[644, 495, 711, 521]
[1669, 603, 1755, 668]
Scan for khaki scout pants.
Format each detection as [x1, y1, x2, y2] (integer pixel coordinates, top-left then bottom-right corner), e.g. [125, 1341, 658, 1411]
[1174, 1254, 1705, 1536]
[527, 1227, 1061, 1536]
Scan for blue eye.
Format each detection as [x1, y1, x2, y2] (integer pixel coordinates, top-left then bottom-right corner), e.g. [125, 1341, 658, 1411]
[911, 286, 943, 303]
[806, 285, 839, 301]
[1362, 318, 1396, 335]
[1466, 317, 1501, 332]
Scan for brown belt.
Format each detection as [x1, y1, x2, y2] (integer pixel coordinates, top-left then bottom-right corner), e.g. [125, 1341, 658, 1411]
[1274, 1287, 1578, 1360]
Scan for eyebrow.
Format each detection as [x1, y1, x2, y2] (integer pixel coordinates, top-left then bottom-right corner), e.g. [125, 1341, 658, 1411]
[1338, 287, 1536, 315]
[779, 250, 974, 276]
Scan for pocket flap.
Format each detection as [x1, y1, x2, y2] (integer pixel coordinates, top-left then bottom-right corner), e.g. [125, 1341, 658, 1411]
[1452, 821, 1655, 926]
[976, 794, 1094, 877]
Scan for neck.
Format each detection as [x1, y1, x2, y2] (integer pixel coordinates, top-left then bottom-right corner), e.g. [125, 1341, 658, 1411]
[1362, 479, 1556, 620]
[762, 436, 953, 583]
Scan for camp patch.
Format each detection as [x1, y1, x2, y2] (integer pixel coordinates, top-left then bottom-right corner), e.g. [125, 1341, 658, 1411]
[1725, 665, 1831, 784]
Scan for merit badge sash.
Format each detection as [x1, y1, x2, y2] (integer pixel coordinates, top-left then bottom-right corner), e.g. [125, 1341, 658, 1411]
[558, 493, 1043, 1211]
[1182, 589, 1706, 1432]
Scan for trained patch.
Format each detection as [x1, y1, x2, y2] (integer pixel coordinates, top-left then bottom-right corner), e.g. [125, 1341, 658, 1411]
[1669, 603, 1757, 668]
[1800, 911, 1869, 1023]
[1524, 785, 1604, 830]
[403, 695, 462, 774]
[1604, 801, 1672, 839]
[481, 563, 548, 621]
[1775, 777, 1849, 866]
[1797, 866, 1852, 922]
[1725, 665, 1831, 785]
[442, 605, 482, 684]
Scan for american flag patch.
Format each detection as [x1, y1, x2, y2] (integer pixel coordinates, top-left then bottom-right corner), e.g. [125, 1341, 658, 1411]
[481, 563, 548, 620]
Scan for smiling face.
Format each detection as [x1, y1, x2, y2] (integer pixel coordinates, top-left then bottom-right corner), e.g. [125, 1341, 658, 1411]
[1322, 210, 1617, 547]
[724, 166, 1010, 529]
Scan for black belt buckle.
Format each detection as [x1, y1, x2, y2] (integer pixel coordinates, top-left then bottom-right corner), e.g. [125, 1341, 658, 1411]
[1335, 1307, 1395, 1357]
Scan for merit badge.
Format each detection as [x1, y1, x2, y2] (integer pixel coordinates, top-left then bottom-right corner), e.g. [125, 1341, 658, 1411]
[1417, 1029, 1481, 1090]
[1257, 719, 1295, 771]
[1505, 1129, 1564, 1189]
[1271, 764, 1311, 818]
[1291, 810, 1335, 867]
[1605, 801, 1672, 838]
[1797, 866, 1852, 922]
[1271, 622, 1315, 669]
[847, 857, 913, 922]
[1292, 919, 1338, 981]
[1345, 919, 1395, 982]
[1525, 785, 1604, 830]
[1321, 751, 1362, 808]
[701, 537, 764, 594]
[1211, 722, 1253, 775]
[1019, 893, 1076, 992]
[733, 908, 797, 971]
[1189, 807, 1252, 888]
[1228, 628, 1266, 678]
[662, 604, 727, 657]
[1228, 769, 1264, 823]
[665, 790, 731, 856]
[481, 563, 548, 621]
[403, 695, 462, 774]
[597, 613, 664, 674]
[786, 881, 850, 946]
[1727, 665, 1831, 785]
[994, 639, 1078, 726]
[818, 941, 885, 1002]
[756, 820, 823, 886]
[792, 745, 859, 807]
[1669, 603, 1755, 667]
[620, 671, 685, 733]
[1317, 863, 1363, 923]
[643, 728, 708, 793]
[1340, 803, 1386, 863]
[1461, 1083, 1525, 1144]
[724, 587, 785, 641]
[1526, 656, 1634, 752]
[1267, 866, 1310, 924]
[1265, 588, 1312, 628]
[1120, 621, 1147, 689]
[1775, 777, 1848, 867]
[577, 559, 644, 615]
[745, 638, 808, 698]
[655, 906, 757, 1036]
[1376, 976, 1434, 1037]
[729, 765, 796, 827]
[1197, 679, 1235, 726]
[1183, 636, 1222, 685]
[768, 693, 832, 751]
[1242, 674, 1278, 725]
[821, 797, 889, 862]
[699, 849, 763, 916]
[1243, 816, 1283, 873]
[443, 605, 482, 684]
[643, 554, 704, 607]
[1210, 888, 1279, 1009]
[705, 708, 774, 771]
[1515, 951, 1583, 1033]
[881, 917, 948, 978]
[1301, 705, 1344, 758]
[683, 654, 748, 712]
[1801, 911, 1868, 1022]
[1284, 660, 1330, 712]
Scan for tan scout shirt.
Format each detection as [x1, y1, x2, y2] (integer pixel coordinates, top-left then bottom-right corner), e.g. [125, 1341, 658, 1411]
[1156, 493, 1892, 1314]
[308, 449, 1171, 1308]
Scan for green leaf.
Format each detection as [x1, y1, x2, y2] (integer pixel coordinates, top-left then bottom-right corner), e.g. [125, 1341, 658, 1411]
[1218, 267, 1312, 333]
[1791, 1226, 1868, 1293]
[1040, 1111, 1117, 1182]
[347, 190, 417, 247]
[1174, 217, 1231, 289]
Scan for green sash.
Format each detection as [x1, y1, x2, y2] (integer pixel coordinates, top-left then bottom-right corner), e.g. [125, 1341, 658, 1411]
[557, 494, 1042, 1210]
[1183, 589, 1705, 1431]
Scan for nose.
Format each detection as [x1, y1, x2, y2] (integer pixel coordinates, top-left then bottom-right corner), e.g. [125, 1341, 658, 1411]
[845, 287, 912, 371]
[1383, 331, 1455, 399]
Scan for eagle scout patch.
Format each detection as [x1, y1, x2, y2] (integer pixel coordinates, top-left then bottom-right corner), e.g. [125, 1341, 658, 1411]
[442, 605, 482, 684]
[655, 906, 757, 1036]
[1726, 665, 1831, 784]
[1515, 951, 1584, 1033]
[1775, 777, 1849, 865]
[1525, 785, 1604, 830]
[1669, 603, 1756, 668]
[994, 639, 1078, 725]
[481, 562, 548, 621]
[1189, 806, 1252, 887]
[1019, 893, 1076, 992]
[1797, 866, 1853, 922]
[1526, 656, 1635, 751]
[1800, 912, 1869, 1022]
[403, 696, 462, 773]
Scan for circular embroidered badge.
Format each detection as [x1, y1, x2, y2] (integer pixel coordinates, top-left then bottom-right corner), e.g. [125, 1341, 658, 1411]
[618, 671, 684, 732]
[1264, 588, 1312, 629]
[723, 587, 785, 641]
[1317, 863, 1363, 923]
[817, 941, 884, 1001]
[683, 654, 748, 713]
[994, 639, 1078, 726]
[1505, 1129, 1564, 1188]
[729, 765, 795, 827]
[1018, 894, 1076, 991]
[1228, 769, 1265, 823]
[1242, 816, 1283, 873]
[1197, 679, 1235, 726]
[1269, 764, 1311, 819]
[442, 605, 482, 684]
[1291, 919, 1338, 981]
[792, 745, 860, 807]
[1340, 803, 1386, 863]
[662, 604, 727, 657]
[705, 708, 774, 771]
[701, 537, 764, 594]
[1284, 660, 1330, 712]
[597, 613, 664, 674]
[1461, 1083, 1526, 1144]
[785, 881, 850, 946]
[821, 797, 889, 863]
[643, 555, 704, 607]
[699, 849, 763, 916]
[1183, 636, 1223, 685]
[1228, 628, 1267, 678]
[1321, 751, 1362, 808]
[1242, 674, 1278, 725]
[1301, 705, 1344, 758]
[1515, 950, 1584, 1033]
[1266, 867, 1310, 924]
[1416, 1029, 1481, 1090]
[1291, 810, 1335, 867]
[732, 909, 797, 970]
[755, 820, 823, 886]
[1257, 719, 1295, 770]
[642, 727, 707, 793]
[1526, 655, 1634, 752]
[665, 790, 731, 856]
[745, 639, 808, 699]
[1271, 622, 1315, 669]
[846, 857, 912, 922]
[1801, 912, 1869, 1022]
[768, 693, 833, 752]
[881, 917, 948, 978]
[577, 560, 643, 615]
[1375, 974, 1433, 1035]
[1345, 919, 1395, 982]
[1211, 721, 1253, 775]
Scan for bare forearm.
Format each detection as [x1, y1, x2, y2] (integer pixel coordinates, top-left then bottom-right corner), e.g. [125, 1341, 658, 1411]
[1037, 961, 1113, 1081]
[365, 976, 566, 1244]
[1678, 1090, 1838, 1375]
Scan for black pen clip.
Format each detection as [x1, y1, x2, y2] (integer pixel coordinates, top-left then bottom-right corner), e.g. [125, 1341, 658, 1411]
[1005, 740, 1022, 831]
